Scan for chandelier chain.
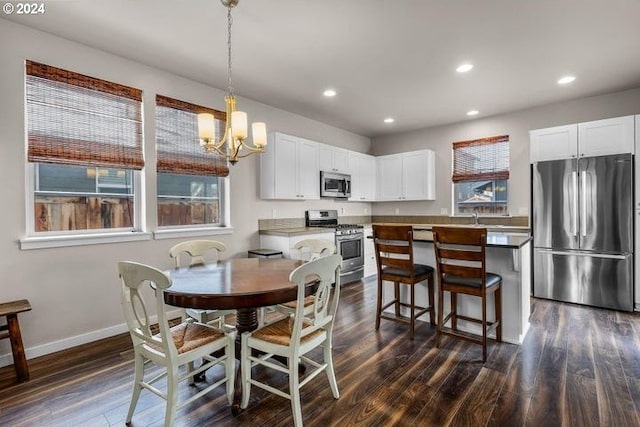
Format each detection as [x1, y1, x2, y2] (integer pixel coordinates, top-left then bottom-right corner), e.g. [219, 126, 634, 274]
[227, 5, 233, 96]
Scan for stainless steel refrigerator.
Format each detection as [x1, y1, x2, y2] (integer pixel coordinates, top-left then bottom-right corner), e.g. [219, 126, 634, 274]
[532, 153, 634, 311]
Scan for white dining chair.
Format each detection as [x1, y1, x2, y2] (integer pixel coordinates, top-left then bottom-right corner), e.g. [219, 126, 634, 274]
[240, 254, 342, 427]
[169, 240, 234, 328]
[271, 238, 337, 320]
[117, 261, 236, 427]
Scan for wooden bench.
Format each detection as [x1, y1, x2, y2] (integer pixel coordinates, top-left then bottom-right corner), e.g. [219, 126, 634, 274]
[0, 299, 32, 382]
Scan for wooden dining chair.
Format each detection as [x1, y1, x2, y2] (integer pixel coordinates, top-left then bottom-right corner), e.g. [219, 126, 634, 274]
[372, 225, 435, 340]
[272, 238, 337, 319]
[169, 240, 234, 327]
[117, 261, 236, 427]
[432, 226, 502, 362]
[240, 254, 342, 427]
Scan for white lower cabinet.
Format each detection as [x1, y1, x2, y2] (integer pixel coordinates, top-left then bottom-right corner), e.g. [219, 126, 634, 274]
[259, 232, 335, 259]
[363, 227, 376, 278]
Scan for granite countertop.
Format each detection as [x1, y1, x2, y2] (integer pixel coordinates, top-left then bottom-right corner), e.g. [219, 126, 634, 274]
[411, 229, 532, 249]
[260, 224, 532, 248]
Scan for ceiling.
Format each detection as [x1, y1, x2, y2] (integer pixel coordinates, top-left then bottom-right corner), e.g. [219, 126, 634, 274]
[4, 0, 640, 137]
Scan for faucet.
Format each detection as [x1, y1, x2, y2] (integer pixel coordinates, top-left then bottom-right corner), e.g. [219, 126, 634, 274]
[472, 209, 479, 225]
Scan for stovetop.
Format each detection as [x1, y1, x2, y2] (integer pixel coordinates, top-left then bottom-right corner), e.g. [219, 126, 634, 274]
[305, 210, 363, 232]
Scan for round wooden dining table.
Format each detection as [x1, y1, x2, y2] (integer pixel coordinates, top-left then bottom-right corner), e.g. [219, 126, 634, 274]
[164, 257, 304, 415]
[164, 257, 304, 334]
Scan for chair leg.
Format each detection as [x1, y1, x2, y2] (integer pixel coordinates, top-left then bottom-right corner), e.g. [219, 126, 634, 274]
[394, 282, 400, 317]
[409, 284, 415, 340]
[375, 277, 383, 330]
[428, 275, 435, 326]
[324, 336, 339, 399]
[482, 295, 487, 363]
[436, 287, 444, 348]
[165, 365, 179, 427]
[126, 352, 144, 424]
[289, 357, 303, 427]
[495, 286, 502, 343]
[225, 335, 236, 405]
[240, 333, 251, 409]
[451, 293, 458, 331]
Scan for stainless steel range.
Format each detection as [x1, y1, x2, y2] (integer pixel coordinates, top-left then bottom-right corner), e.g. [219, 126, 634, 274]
[306, 210, 364, 284]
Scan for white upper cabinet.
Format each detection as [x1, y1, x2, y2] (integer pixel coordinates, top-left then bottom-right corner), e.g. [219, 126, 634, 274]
[377, 153, 403, 200]
[319, 143, 349, 173]
[578, 115, 634, 157]
[530, 115, 635, 163]
[348, 151, 376, 201]
[403, 150, 435, 200]
[376, 149, 435, 201]
[260, 132, 319, 200]
[529, 124, 578, 162]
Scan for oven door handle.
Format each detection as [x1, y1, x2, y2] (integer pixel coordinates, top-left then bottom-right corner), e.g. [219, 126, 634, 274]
[337, 235, 363, 241]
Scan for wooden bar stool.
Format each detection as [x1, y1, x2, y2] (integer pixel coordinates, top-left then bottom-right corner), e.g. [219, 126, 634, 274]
[432, 227, 502, 362]
[0, 299, 32, 382]
[372, 225, 435, 340]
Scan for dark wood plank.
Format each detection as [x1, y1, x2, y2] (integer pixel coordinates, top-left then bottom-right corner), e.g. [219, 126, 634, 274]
[1, 289, 640, 427]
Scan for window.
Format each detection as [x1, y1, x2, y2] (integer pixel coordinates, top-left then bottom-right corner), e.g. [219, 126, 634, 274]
[155, 95, 229, 227]
[452, 135, 509, 215]
[25, 61, 143, 233]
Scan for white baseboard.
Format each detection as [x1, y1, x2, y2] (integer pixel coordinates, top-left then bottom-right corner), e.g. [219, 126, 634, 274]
[0, 308, 183, 369]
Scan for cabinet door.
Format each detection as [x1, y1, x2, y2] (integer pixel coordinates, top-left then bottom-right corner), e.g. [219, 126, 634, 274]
[360, 154, 376, 200]
[333, 148, 349, 173]
[273, 134, 299, 199]
[377, 154, 403, 200]
[403, 150, 436, 200]
[578, 115, 635, 157]
[297, 138, 320, 199]
[529, 124, 578, 162]
[319, 144, 333, 172]
[319, 144, 349, 173]
[347, 151, 364, 201]
[363, 227, 376, 277]
[348, 152, 376, 201]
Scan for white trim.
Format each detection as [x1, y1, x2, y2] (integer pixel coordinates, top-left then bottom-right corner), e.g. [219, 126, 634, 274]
[20, 231, 152, 250]
[0, 308, 183, 368]
[153, 226, 234, 240]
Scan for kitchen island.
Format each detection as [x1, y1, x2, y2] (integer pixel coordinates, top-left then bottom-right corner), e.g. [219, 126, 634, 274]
[377, 227, 532, 345]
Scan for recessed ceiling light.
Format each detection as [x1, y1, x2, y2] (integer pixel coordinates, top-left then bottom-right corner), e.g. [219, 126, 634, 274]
[466, 110, 479, 116]
[456, 63, 474, 73]
[557, 75, 576, 85]
[383, 117, 395, 123]
[323, 89, 337, 97]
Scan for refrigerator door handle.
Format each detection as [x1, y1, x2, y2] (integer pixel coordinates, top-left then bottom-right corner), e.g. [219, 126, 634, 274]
[572, 170, 578, 236]
[537, 249, 628, 260]
[581, 171, 587, 237]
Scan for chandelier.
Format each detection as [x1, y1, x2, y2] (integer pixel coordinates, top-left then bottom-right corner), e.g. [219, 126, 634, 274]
[197, 0, 267, 165]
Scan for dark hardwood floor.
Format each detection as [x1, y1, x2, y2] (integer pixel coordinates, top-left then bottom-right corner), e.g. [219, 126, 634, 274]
[1, 276, 640, 426]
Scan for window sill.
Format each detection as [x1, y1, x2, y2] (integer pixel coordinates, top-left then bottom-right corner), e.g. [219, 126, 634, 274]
[20, 231, 152, 250]
[153, 226, 234, 240]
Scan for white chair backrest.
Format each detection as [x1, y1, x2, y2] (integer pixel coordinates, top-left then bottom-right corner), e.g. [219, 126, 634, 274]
[118, 261, 178, 359]
[169, 240, 226, 268]
[291, 238, 336, 262]
[288, 254, 342, 342]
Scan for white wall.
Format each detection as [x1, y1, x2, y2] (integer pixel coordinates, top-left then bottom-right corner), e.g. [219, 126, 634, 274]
[371, 88, 640, 216]
[0, 19, 371, 364]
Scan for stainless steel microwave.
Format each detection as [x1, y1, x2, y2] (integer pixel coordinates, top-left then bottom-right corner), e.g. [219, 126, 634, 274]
[320, 171, 351, 198]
